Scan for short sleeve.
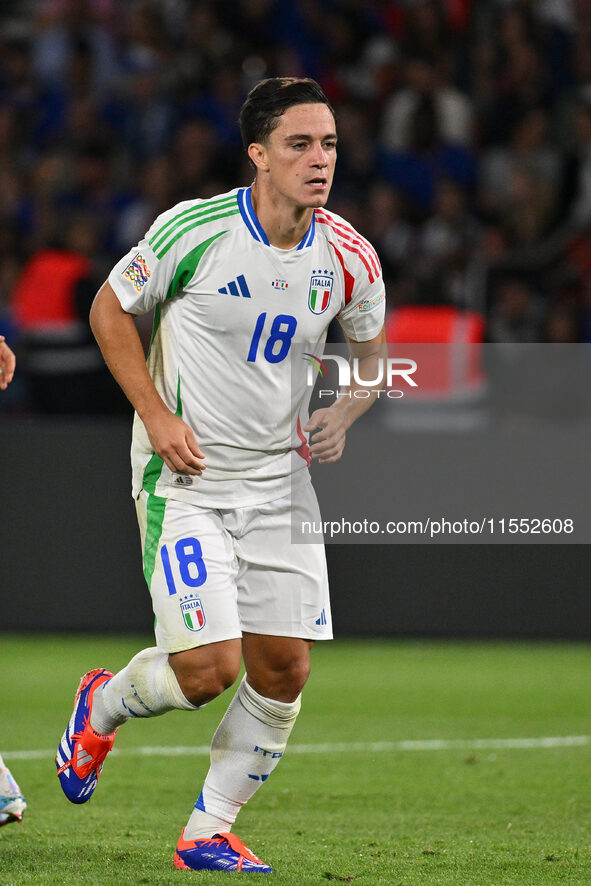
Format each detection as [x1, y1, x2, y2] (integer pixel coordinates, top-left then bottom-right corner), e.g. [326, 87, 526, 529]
[108, 240, 165, 315]
[108, 202, 194, 314]
[336, 258, 386, 342]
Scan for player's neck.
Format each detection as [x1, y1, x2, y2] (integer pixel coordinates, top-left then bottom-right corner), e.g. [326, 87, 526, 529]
[250, 180, 314, 250]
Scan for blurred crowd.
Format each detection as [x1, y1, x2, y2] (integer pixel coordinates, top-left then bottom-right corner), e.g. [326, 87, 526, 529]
[1, 0, 591, 413]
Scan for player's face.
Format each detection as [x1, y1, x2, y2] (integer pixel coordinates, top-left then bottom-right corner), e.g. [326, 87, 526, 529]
[259, 103, 337, 210]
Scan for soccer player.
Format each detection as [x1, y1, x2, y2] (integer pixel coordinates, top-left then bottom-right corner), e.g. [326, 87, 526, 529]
[0, 336, 16, 391]
[55, 77, 386, 873]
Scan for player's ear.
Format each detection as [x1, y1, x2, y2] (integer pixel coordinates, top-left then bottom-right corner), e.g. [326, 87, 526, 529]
[248, 142, 270, 174]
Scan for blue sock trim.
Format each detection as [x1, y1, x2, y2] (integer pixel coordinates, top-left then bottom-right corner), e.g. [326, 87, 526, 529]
[194, 790, 206, 812]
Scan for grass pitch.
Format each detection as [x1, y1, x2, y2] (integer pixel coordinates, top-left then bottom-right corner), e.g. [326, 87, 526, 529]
[1, 635, 590, 885]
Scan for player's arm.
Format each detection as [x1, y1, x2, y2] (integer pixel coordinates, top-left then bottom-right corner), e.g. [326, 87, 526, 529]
[0, 336, 16, 390]
[304, 326, 387, 464]
[90, 281, 205, 475]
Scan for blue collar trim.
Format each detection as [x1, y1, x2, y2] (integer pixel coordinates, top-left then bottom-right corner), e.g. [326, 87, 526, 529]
[297, 212, 315, 250]
[238, 187, 316, 250]
[238, 187, 269, 245]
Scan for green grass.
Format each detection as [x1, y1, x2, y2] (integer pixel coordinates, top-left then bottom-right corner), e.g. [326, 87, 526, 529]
[1, 636, 591, 885]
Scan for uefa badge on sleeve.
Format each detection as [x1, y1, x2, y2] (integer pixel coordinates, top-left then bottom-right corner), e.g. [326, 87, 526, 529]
[180, 595, 206, 632]
[123, 253, 151, 293]
[308, 270, 333, 314]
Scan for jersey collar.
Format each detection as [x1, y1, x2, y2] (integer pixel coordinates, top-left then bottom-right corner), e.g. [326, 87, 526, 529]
[238, 186, 315, 250]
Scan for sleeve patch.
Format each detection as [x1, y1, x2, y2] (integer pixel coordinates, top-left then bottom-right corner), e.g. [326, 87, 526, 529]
[123, 253, 152, 292]
[358, 292, 385, 312]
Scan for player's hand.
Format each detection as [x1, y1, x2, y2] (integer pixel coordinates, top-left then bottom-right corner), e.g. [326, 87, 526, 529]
[304, 407, 348, 464]
[0, 336, 16, 390]
[143, 408, 206, 475]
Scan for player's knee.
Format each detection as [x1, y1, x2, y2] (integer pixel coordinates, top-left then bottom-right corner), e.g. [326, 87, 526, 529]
[284, 657, 311, 697]
[251, 657, 311, 702]
[169, 646, 241, 706]
[177, 661, 239, 705]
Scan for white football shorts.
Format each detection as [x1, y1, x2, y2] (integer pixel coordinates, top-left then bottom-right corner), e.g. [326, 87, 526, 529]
[136, 479, 332, 653]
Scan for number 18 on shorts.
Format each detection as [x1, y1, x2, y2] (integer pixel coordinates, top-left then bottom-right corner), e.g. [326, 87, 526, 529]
[136, 484, 332, 653]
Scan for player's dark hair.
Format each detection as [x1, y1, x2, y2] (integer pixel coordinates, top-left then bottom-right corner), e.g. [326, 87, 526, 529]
[239, 77, 335, 150]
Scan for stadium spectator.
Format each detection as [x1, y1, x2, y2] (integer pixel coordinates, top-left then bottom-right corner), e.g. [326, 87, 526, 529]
[361, 181, 416, 286]
[566, 93, 591, 227]
[479, 108, 562, 221]
[113, 154, 175, 253]
[10, 213, 128, 413]
[330, 99, 377, 197]
[31, 0, 118, 92]
[418, 177, 481, 307]
[379, 93, 477, 212]
[484, 12, 554, 146]
[401, 0, 454, 60]
[170, 118, 230, 202]
[487, 277, 544, 343]
[380, 54, 474, 152]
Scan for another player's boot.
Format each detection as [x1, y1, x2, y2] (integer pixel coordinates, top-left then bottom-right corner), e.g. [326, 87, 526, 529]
[0, 764, 27, 826]
[173, 829, 273, 873]
[55, 668, 118, 804]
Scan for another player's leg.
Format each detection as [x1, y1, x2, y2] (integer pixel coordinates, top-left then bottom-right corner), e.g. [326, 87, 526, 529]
[174, 636, 308, 873]
[0, 753, 26, 826]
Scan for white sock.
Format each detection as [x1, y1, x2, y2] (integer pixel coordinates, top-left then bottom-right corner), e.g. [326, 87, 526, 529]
[89, 647, 197, 734]
[184, 676, 301, 840]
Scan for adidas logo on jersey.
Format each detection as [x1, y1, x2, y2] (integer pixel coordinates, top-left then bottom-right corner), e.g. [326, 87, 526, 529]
[172, 474, 195, 487]
[315, 609, 328, 626]
[218, 274, 251, 298]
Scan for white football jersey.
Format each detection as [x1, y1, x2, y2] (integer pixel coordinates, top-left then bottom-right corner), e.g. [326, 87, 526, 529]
[109, 186, 385, 507]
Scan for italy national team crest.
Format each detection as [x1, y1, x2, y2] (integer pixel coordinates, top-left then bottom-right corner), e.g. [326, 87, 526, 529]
[180, 594, 206, 632]
[308, 270, 334, 314]
[123, 253, 151, 293]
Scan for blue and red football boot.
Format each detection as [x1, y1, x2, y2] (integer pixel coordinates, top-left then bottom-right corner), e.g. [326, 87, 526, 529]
[56, 668, 118, 804]
[174, 830, 273, 873]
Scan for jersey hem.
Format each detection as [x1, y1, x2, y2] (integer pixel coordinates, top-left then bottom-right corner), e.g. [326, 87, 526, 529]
[133, 461, 311, 509]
